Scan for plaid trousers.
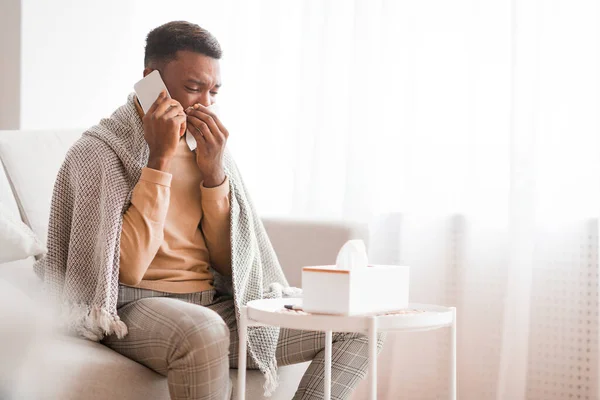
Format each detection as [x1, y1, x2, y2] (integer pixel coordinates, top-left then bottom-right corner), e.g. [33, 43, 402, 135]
[102, 285, 384, 400]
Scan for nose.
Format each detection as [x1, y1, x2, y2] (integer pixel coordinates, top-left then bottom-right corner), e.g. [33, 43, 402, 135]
[196, 92, 211, 107]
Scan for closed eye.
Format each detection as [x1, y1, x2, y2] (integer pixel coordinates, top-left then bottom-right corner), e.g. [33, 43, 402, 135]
[185, 86, 200, 92]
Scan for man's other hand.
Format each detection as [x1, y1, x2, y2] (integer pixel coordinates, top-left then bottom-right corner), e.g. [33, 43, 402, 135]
[185, 104, 229, 187]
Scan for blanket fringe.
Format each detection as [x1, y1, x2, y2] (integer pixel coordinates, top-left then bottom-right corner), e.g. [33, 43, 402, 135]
[261, 359, 280, 397]
[60, 302, 128, 341]
[267, 282, 302, 299]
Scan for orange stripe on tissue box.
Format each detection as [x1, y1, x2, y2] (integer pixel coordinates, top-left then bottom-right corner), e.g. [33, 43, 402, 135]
[301, 265, 409, 316]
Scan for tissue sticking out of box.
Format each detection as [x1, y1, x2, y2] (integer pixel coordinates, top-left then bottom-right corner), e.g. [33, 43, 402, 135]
[335, 240, 368, 270]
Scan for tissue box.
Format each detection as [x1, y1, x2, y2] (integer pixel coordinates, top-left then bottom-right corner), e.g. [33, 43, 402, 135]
[302, 265, 410, 315]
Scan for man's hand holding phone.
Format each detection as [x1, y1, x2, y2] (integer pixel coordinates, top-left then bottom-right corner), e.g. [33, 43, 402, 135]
[143, 91, 186, 172]
[185, 104, 229, 187]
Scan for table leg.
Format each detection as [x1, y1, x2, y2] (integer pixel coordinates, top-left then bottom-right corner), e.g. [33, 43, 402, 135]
[450, 307, 457, 400]
[237, 306, 248, 400]
[324, 330, 332, 400]
[368, 317, 378, 400]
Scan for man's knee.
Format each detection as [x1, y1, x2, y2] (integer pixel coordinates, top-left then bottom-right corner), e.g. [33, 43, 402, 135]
[177, 306, 231, 362]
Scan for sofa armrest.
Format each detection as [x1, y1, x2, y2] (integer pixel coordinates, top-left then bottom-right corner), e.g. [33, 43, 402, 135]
[261, 218, 368, 288]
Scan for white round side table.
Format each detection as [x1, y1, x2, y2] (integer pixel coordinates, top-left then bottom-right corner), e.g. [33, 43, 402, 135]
[236, 298, 456, 400]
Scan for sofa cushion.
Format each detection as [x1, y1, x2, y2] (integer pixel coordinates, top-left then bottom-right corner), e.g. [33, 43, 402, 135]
[0, 258, 40, 299]
[11, 335, 169, 400]
[0, 278, 41, 398]
[8, 335, 308, 400]
[0, 201, 46, 263]
[0, 130, 83, 244]
[0, 257, 43, 305]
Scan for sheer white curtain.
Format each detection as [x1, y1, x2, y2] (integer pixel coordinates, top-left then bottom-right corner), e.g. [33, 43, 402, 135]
[132, 1, 600, 398]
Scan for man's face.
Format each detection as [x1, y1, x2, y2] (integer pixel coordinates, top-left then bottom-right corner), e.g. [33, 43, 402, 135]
[144, 50, 221, 110]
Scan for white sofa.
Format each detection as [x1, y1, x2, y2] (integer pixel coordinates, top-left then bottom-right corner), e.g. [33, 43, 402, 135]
[0, 129, 368, 400]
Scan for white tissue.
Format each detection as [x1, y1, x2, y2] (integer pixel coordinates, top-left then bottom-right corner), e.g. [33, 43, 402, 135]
[335, 240, 369, 270]
[185, 103, 221, 151]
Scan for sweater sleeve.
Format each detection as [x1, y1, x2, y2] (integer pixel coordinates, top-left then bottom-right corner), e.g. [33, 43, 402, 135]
[119, 168, 172, 286]
[200, 176, 232, 276]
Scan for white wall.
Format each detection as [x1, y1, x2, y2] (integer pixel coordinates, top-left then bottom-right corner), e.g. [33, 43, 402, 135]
[19, 0, 140, 130]
[0, 0, 21, 129]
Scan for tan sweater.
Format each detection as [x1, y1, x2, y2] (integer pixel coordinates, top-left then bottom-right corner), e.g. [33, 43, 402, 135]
[118, 125, 231, 294]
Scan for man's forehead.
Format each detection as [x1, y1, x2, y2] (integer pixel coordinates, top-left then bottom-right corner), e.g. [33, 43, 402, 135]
[171, 51, 221, 84]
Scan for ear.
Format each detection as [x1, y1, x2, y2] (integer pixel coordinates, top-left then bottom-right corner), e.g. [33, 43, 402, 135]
[143, 68, 154, 77]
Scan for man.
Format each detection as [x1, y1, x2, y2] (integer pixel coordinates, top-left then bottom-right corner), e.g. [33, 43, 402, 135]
[36, 21, 382, 400]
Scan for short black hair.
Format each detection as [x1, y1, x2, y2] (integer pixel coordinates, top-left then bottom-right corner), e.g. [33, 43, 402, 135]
[144, 21, 222, 68]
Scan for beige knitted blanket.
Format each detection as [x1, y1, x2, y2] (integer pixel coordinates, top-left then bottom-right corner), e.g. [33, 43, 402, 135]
[34, 93, 289, 394]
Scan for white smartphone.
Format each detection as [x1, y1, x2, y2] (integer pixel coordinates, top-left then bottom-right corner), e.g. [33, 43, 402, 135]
[133, 70, 170, 113]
